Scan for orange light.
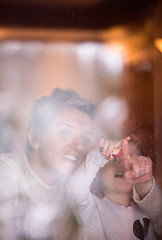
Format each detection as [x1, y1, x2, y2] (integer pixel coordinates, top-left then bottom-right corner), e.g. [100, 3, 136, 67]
[155, 38, 162, 53]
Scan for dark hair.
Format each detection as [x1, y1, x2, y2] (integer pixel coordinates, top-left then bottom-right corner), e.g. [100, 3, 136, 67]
[129, 126, 155, 161]
[26, 88, 96, 153]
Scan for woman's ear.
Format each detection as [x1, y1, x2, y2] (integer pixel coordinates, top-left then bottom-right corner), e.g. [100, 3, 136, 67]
[28, 128, 39, 150]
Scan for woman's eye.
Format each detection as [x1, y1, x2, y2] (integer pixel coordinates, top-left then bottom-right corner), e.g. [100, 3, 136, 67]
[58, 129, 71, 136]
[81, 136, 91, 144]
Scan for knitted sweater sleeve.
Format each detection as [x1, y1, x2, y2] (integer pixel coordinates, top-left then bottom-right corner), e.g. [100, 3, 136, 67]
[67, 148, 108, 224]
[0, 156, 19, 240]
[133, 178, 162, 236]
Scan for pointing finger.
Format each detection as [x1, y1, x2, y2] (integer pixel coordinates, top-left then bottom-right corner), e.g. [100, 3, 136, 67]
[122, 139, 131, 171]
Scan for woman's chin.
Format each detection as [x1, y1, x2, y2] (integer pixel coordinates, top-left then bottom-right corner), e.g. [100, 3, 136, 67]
[57, 160, 76, 177]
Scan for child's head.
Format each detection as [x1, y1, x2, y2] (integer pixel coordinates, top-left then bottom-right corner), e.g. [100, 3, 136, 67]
[99, 156, 132, 197]
[90, 138, 143, 198]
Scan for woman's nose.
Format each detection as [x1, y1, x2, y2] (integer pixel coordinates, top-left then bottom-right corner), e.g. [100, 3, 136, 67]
[70, 137, 83, 151]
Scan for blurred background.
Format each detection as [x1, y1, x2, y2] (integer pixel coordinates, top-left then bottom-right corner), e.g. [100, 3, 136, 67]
[0, 0, 162, 186]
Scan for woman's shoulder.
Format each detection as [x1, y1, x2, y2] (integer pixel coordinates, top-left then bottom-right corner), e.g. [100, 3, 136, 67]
[0, 153, 24, 170]
[0, 153, 24, 199]
[0, 153, 25, 184]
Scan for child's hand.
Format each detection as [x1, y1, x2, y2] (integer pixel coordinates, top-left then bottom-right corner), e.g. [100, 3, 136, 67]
[122, 139, 153, 198]
[97, 137, 130, 161]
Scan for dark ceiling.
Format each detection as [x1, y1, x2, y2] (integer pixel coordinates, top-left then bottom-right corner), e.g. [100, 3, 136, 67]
[0, 0, 158, 29]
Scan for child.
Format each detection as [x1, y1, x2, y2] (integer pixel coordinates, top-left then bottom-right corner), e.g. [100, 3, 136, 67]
[67, 137, 157, 240]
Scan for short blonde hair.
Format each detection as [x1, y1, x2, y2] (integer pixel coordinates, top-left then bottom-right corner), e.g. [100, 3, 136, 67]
[26, 88, 96, 153]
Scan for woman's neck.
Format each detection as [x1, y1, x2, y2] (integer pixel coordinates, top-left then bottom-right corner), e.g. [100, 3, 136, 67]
[27, 151, 60, 186]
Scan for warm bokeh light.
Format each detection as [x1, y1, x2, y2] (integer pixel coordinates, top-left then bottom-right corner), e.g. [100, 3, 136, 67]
[155, 38, 162, 53]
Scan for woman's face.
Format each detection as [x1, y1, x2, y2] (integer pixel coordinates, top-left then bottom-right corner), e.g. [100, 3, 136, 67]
[100, 142, 141, 195]
[36, 108, 93, 177]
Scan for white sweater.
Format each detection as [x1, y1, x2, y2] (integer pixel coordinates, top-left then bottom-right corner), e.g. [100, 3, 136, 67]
[0, 153, 73, 240]
[68, 148, 162, 240]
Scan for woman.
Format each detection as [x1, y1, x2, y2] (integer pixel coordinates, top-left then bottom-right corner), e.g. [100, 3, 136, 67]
[0, 88, 95, 240]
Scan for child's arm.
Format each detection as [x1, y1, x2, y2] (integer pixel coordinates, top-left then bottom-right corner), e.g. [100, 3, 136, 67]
[67, 147, 107, 224]
[122, 139, 162, 236]
[67, 138, 122, 224]
[133, 178, 162, 236]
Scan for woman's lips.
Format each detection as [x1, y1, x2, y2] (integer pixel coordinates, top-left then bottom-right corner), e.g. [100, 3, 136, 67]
[61, 154, 77, 162]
